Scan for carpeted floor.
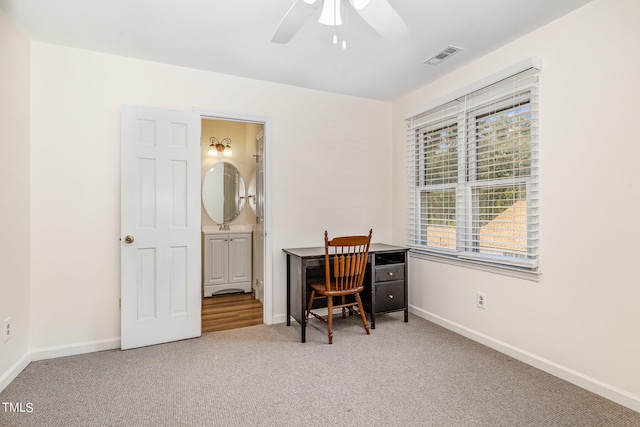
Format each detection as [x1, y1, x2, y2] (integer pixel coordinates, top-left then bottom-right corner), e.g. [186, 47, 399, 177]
[1, 313, 639, 426]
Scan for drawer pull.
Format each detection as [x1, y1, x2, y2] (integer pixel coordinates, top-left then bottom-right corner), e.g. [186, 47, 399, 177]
[388, 272, 394, 276]
[388, 294, 394, 299]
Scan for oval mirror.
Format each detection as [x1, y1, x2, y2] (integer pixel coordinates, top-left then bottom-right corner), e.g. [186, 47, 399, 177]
[202, 162, 246, 224]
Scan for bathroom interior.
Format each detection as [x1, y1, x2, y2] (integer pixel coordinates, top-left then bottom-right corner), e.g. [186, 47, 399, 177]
[200, 118, 265, 332]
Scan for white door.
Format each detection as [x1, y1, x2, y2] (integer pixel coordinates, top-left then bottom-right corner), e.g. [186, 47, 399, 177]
[254, 132, 265, 302]
[120, 105, 201, 350]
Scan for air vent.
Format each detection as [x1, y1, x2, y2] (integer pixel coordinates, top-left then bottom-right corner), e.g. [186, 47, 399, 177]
[424, 45, 462, 66]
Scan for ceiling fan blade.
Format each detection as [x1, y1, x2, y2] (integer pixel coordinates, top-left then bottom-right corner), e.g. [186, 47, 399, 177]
[271, 0, 321, 44]
[348, 0, 409, 42]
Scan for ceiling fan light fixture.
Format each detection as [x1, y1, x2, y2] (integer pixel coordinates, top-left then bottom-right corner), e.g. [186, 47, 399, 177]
[272, 0, 409, 44]
[319, 0, 342, 26]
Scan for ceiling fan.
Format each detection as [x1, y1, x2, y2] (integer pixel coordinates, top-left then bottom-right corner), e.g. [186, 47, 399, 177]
[271, 0, 409, 44]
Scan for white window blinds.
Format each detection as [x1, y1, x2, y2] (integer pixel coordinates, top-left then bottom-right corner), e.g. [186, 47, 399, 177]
[407, 69, 539, 270]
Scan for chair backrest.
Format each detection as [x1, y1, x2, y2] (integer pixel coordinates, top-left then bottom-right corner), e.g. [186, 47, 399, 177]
[324, 229, 372, 292]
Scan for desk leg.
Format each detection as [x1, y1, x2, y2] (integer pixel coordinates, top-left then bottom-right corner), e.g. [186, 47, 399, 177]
[300, 259, 306, 343]
[286, 255, 291, 327]
[369, 259, 376, 330]
[404, 256, 409, 322]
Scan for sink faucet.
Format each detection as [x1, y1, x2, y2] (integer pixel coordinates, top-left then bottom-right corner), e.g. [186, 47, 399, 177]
[219, 223, 230, 231]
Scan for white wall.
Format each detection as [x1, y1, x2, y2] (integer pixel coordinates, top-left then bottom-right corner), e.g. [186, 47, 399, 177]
[392, 0, 640, 411]
[0, 8, 31, 390]
[28, 43, 393, 355]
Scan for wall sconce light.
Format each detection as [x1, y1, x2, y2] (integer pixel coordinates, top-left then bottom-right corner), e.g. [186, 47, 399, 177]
[208, 137, 232, 157]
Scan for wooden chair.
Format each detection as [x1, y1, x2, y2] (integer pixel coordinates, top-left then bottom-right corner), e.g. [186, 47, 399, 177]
[305, 229, 372, 344]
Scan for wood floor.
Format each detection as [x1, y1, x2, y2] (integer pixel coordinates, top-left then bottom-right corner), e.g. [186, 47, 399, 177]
[201, 292, 263, 333]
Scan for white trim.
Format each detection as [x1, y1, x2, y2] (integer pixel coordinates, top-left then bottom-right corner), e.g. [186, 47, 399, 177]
[31, 338, 120, 361]
[263, 121, 273, 325]
[0, 352, 31, 393]
[409, 305, 640, 413]
[409, 250, 541, 281]
[404, 57, 543, 120]
[193, 108, 274, 325]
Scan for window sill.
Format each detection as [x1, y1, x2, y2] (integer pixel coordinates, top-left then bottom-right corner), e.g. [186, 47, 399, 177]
[409, 249, 541, 282]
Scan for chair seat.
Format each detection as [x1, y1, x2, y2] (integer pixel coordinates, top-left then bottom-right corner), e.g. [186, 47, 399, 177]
[309, 281, 364, 297]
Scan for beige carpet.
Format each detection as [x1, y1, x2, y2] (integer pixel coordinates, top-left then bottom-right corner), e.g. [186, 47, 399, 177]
[1, 313, 639, 426]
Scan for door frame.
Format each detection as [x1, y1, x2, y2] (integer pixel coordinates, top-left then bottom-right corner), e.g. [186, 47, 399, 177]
[195, 108, 273, 325]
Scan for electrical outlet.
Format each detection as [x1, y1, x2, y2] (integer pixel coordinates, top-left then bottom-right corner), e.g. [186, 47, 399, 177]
[477, 292, 487, 309]
[3, 317, 11, 342]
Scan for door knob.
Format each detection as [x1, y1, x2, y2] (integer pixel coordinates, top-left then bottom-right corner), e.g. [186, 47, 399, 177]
[124, 235, 135, 244]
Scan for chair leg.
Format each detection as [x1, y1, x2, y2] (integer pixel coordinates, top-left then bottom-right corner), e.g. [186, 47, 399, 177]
[327, 296, 333, 344]
[355, 293, 370, 335]
[305, 290, 315, 325]
[341, 296, 346, 318]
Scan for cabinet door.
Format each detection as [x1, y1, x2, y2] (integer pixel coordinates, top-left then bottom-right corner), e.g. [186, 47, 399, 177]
[229, 233, 252, 284]
[204, 234, 228, 286]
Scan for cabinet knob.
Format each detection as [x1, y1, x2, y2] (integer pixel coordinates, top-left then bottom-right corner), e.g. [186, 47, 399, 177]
[388, 272, 394, 276]
[124, 235, 135, 244]
[388, 294, 394, 299]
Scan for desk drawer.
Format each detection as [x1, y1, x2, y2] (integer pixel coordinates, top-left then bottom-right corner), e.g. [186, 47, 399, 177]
[375, 264, 404, 283]
[375, 280, 405, 312]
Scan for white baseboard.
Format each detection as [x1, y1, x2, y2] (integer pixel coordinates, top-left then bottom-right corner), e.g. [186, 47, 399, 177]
[409, 305, 640, 413]
[31, 337, 121, 361]
[274, 307, 334, 326]
[0, 352, 31, 393]
[270, 313, 288, 325]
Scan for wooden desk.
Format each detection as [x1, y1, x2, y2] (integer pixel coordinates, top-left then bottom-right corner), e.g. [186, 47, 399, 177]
[283, 243, 409, 343]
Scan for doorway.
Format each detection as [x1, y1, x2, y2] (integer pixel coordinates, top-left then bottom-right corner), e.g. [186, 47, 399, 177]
[198, 112, 270, 330]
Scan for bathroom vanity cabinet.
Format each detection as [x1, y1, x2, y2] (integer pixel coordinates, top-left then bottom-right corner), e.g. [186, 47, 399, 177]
[203, 231, 252, 297]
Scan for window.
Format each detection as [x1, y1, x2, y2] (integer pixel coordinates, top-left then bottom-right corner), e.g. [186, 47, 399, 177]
[407, 69, 539, 272]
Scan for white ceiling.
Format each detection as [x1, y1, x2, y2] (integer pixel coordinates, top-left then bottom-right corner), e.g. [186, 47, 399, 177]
[0, 0, 592, 101]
